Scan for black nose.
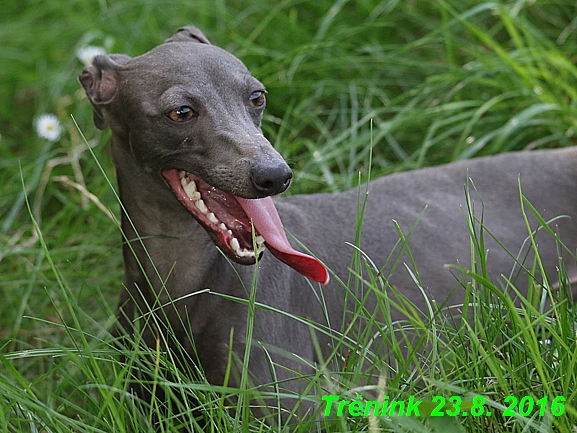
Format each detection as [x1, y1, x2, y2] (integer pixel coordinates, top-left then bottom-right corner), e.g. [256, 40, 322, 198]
[251, 160, 293, 196]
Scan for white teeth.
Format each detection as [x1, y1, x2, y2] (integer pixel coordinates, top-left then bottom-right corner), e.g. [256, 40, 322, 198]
[230, 237, 240, 251]
[229, 236, 256, 259]
[177, 175, 263, 259]
[182, 176, 209, 215]
[195, 199, 208, 214]
[238, 249, 255, 258]
[255, 237, 265, 255]
[223, 231, 265, 259]
[183, 180, 197, 198]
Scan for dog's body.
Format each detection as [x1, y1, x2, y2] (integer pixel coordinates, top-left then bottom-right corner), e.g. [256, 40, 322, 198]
[80, 27, 577, 420]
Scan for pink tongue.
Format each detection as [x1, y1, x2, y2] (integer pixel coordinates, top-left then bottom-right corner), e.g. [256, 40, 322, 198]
[236, 197, 329, 285]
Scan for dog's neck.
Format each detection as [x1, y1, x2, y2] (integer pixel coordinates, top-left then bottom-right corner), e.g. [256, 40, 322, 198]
[111, 138, 189, 235]
[111, 138, 219, 302]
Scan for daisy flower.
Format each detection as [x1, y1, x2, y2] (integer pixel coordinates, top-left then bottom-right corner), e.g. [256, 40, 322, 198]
[76, 46, 106, 66]
[34, 114, 63, 142]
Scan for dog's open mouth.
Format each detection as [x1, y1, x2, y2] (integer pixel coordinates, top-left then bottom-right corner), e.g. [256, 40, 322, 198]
[162, 169, 329, 284]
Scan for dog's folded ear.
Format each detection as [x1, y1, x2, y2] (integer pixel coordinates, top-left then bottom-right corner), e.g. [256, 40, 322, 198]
[79, 54, 131, 130]
[165, 26, 211, 45]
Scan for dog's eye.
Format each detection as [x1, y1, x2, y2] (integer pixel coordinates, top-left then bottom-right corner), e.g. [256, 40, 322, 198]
[248, 91, 265, 107]
[167, 106, 196, 122]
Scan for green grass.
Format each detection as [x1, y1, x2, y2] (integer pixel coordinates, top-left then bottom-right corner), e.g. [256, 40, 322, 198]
[1, 0, 577, 431]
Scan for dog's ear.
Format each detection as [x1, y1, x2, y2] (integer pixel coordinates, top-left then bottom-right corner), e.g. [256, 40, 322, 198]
[165, 26, 211, 44]
[79, 54, 131, 130]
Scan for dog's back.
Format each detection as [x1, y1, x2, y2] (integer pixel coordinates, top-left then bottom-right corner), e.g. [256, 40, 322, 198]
[276, 146, 577, 312]
[225, 146, 577, 413]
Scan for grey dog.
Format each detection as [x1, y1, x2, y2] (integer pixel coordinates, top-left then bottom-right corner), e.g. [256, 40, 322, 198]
[79, 26, 576, 422]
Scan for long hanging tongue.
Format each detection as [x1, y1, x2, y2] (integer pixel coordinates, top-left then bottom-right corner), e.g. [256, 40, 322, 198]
[236, 197, 330, 285]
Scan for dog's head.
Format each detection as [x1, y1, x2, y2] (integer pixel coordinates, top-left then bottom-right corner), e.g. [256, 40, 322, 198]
[79, 27, 291, 197]
[79, 27, 329, 284]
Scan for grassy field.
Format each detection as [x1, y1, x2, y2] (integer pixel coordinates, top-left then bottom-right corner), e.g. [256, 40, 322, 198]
[1, 0, 576, 431]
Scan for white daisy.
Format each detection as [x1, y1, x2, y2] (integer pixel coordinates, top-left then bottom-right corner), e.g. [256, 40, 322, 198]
[76, 46, 106, 66]
[34, 114, 63, 142]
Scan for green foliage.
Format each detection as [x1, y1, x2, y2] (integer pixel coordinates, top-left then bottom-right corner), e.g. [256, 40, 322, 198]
[1, 0, 576, 431]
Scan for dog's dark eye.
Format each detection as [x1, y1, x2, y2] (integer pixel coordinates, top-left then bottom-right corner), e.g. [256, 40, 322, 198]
[248, 91, 265, 107]
[167, 106, 196, 122]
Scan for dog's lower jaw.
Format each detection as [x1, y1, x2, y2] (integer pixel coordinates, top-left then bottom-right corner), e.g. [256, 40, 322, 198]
[162, 168, 330, 284]
[163, 168, 265, 264]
